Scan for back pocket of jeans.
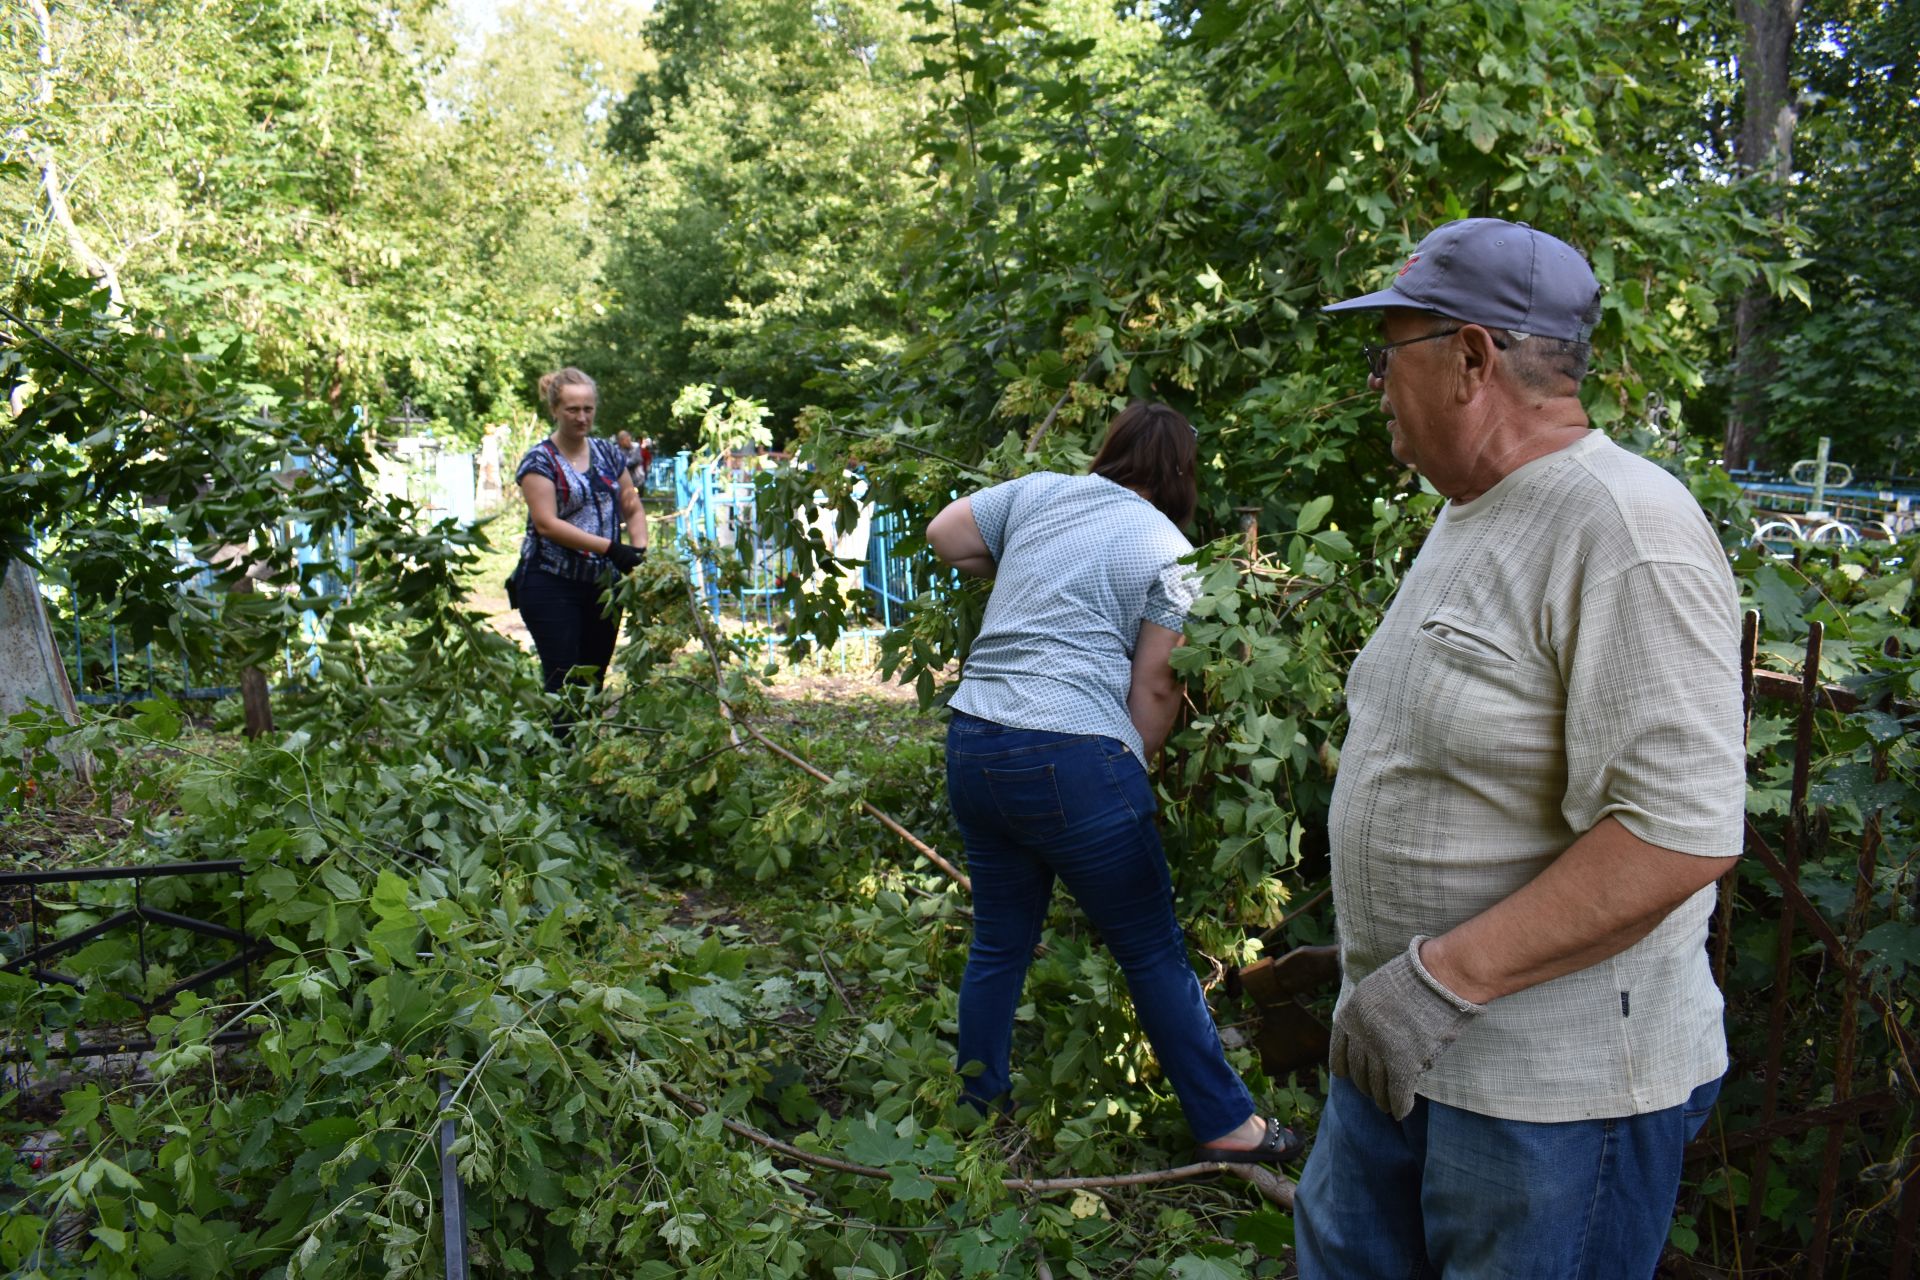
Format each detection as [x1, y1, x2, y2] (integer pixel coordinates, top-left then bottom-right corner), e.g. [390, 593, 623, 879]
[984, 763, 1065, 834]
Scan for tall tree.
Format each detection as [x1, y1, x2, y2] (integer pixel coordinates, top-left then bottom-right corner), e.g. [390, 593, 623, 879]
[1725, 0, 1805, 469]
[2, 0, 649, 429]
[577, 0, 931, 439]
[1751, 0, 1920, 474]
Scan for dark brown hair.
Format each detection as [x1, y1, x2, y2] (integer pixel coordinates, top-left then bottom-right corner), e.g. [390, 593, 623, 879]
[1088, 401, 1198, 526]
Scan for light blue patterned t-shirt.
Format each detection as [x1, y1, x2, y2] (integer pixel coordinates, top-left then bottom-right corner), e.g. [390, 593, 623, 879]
[949, 472, 1200, 764]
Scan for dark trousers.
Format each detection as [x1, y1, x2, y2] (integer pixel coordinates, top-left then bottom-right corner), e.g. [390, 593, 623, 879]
[944, 711, 1256, 1142]
[516, 568, 620, 729]
[1295, 1075, 1722, 1278]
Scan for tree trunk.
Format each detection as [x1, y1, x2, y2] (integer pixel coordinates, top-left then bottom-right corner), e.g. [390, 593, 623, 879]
[0, 559, 93, 782]
[25, 0, 123, 306]
[228, 575, 274, 739]
[1724, 0, 1803, 472]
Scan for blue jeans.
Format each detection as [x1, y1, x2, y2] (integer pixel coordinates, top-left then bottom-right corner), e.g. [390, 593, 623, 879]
[945, 712, 1256, 1144]
[1295, 1074, 1722, 1279]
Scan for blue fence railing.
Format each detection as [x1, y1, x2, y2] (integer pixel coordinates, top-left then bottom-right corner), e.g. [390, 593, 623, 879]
[664, 456, 939, 642]
[671, 452, 793, 638]
[1730, 470, 1919, 539]
[643, 455, 681, 500]
[36, 511, 357, 706]
[861, 508, 945, 631]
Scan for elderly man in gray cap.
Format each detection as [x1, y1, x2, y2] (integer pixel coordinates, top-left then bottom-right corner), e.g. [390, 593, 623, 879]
[1295, 219, 1745, 1277]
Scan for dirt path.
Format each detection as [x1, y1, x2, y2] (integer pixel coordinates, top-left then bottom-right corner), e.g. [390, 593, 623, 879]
[471, 589, 534, 651]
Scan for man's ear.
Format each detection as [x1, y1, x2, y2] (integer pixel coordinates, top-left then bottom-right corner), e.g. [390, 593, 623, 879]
[1453, 324, 1501, 403]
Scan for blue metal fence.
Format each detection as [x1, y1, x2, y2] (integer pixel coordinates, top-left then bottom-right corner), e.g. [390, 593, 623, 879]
[41, 509, 358, 706]
[666, 456, 935, 643]
[671, 452, 793, 638]
[861, 508, 944, 631]
[1729, 469, 1919, 537]
[643, 455, 681, 500]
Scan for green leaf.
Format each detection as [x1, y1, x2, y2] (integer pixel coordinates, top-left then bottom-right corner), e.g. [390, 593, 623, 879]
[842, 1117, 914, 1167]
[886, 1163, 936, 1201]
[255, 866, 298, 902]
[1748, 564, 1806, 636]
[60, 1086, 103, 1133]
[318, 1043, 390, 1077]
[1857, 921, 1920, 977]
[1169, 1254, 1248, 1280]
[319, 862, 360, 901]
[292, 1115, 357, 1150]
[1295, 495, 1334, 534]
[371, 868, 411, 920]
[1231, 1208, 1294, 1255]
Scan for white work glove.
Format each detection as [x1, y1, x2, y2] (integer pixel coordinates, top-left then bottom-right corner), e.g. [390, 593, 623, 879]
[1329, 934, 1487, 1120]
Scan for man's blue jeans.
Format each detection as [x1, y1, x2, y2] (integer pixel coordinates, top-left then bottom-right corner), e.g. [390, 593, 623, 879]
[945, 712, 1257, 1144]
[1295, 1074, 1722, 1278]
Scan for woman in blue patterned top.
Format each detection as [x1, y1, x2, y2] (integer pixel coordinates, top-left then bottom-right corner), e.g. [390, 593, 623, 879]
[512, 367, 648, 722]
[926, 401, 1301, 1165]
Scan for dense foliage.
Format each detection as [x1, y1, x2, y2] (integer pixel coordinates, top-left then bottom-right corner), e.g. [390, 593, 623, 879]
[0, 272, 479, 693]
[1, 562, 1314, 1278]
[4, 0, 1919, 1275]
[2, 0, 645, 428]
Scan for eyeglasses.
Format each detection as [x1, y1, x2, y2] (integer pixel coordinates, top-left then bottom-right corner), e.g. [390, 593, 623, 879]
[1361, 327, 1513, 380]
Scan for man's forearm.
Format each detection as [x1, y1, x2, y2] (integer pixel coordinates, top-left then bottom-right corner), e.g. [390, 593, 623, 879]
[1419, 817, 1737, 1006]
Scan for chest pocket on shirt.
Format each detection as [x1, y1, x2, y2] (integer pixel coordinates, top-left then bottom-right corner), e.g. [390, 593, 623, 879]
[1417, 615, 1517, 665]
[1405, 611, 1562, 779]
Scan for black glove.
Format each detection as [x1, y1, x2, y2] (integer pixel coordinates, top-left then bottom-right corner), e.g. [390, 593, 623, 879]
[605, 539, 646, 572]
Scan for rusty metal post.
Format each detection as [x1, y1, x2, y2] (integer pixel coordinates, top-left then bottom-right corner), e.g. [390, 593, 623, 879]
[1808, 633, 1900, 1274]
[1739, 610, 1760, 736]
[1749, 620, 1822, 1236]
[1715, 612, 1760, 988]
[1893, 1155, 1920, 1280]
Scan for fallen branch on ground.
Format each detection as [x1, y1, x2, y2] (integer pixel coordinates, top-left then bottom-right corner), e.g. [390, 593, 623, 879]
[660, 1083, 1295, 1208]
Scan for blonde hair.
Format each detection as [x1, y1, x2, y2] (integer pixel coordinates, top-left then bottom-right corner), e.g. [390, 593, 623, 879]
[538, 366, 597, 414]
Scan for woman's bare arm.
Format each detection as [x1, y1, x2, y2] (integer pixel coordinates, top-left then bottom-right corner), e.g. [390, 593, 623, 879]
[927, 497, 996, 578]
[521, 474, 617, 555]
[1127, 621, 1186, 757]
[618, 470, 648, 548]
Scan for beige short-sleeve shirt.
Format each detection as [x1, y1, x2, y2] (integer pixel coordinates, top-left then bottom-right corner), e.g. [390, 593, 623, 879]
[1328, 431, 1744, 1122]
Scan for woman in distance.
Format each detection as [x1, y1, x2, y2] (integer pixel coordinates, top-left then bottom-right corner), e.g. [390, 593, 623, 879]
[511, 367, 647, 727]
[926, 400, 1301, 1164]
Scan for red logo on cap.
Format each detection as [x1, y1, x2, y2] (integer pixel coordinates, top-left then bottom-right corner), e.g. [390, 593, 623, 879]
[1397, 255, 1421, 277]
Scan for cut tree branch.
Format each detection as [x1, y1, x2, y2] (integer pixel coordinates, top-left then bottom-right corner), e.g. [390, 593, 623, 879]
[680, 575, 973, 891]
[659, 1083, 1295, 1207]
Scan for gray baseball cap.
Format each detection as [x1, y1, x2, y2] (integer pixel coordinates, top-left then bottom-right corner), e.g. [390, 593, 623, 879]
[1323, 218, 1601, 343]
